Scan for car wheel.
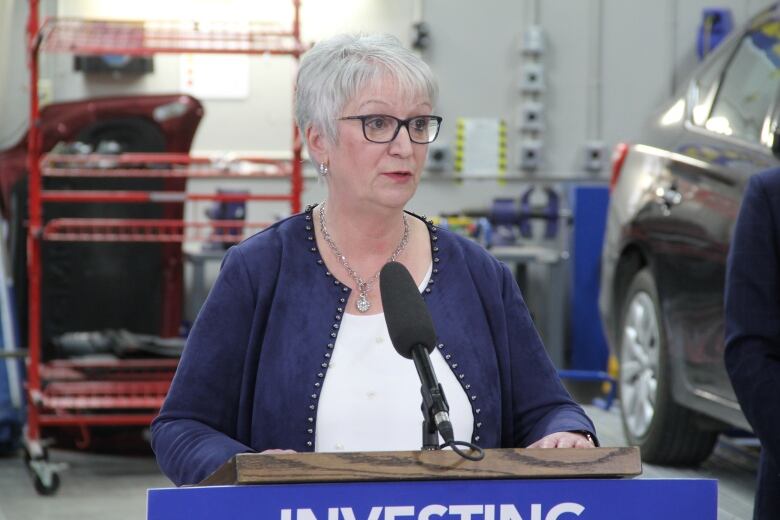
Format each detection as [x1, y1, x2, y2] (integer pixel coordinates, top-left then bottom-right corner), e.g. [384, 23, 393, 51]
[618, 268, 717, 465]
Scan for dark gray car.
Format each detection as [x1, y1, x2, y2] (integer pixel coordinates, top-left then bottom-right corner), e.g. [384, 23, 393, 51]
[600, 4, 780, 465]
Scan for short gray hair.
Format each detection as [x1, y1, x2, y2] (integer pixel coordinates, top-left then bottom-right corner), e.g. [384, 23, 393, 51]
[295, 33, 438, 146]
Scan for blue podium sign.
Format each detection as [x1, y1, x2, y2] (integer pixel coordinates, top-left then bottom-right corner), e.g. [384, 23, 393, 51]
[148, 478, 716, 520]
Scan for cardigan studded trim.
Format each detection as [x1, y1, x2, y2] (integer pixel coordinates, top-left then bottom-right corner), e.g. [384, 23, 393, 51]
[151, 207, 597, 486]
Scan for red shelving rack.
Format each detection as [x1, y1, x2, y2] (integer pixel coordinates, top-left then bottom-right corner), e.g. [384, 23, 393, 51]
[24, 0, 304, 493]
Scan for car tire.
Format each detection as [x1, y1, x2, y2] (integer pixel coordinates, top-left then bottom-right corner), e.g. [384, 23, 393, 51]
[618, 268, 718, 465]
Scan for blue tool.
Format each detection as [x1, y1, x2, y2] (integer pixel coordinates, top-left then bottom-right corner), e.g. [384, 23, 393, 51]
[697, 8, 733, 60]
[205, 189, 248, 249]
[518, 186, 561, 239]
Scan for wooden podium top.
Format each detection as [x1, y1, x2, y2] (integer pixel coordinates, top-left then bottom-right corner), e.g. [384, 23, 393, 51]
[199, 447, 641, 486]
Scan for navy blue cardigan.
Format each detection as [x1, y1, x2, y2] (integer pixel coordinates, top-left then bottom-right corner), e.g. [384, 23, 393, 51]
[151, 207, 596, 485]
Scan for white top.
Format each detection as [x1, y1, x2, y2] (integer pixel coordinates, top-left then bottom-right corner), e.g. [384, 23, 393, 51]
[315, 264, 474, 452]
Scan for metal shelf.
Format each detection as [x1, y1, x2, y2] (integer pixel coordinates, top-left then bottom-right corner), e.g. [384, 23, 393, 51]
[23, 0, 304, 471]
[40, 358, 180, 380]
[38, 18, 305, 56]
[42, 218, 271, 243]
[42, 153, 293, 179]
[35, 359, 177, 426]
[42, 381, 171, 410]
[40, 191, 294, 203]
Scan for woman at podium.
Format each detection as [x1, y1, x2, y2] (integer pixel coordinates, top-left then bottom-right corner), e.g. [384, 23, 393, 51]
[151, 33, 598, 486]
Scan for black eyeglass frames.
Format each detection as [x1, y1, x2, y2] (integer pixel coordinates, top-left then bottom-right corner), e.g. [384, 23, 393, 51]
[339, 114, 443, 144]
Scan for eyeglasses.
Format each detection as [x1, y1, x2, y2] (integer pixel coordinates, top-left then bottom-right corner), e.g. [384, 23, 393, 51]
[339, 114, 443, 144]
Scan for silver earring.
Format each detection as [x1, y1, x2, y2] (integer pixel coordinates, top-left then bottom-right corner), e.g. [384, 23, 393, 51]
[319, 163, 329, 176]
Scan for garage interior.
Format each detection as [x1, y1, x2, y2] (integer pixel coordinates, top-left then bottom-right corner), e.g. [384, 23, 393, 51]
[0, 0, 775, 519]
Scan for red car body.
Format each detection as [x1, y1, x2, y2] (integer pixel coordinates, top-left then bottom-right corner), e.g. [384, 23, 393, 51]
[0, 94, 203, 215]
[0, 94, 204, 350]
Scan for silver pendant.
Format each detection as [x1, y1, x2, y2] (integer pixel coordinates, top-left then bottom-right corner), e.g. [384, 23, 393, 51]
[356, 292, 371, 313]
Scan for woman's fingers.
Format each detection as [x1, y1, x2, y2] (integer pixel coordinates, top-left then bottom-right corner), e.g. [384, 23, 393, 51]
[527, 432, 595, 449]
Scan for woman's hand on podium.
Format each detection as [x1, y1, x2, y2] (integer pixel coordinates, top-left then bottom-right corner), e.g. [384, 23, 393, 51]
[260, 449, 297, 454]
[527, 431, 595, 449]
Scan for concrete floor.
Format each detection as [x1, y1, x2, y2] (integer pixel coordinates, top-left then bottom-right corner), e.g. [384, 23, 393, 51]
[0, 404, 759, 520]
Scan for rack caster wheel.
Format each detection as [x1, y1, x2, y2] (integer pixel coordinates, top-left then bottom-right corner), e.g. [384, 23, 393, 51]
[33, 472, 60, 496]
[23, 444, 66, 496]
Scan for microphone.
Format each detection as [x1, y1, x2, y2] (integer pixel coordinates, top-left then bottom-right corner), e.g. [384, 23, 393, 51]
[379, 261, 455, 447]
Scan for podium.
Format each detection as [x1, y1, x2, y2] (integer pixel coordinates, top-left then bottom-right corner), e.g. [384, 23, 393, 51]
[147, 447, 717, 519]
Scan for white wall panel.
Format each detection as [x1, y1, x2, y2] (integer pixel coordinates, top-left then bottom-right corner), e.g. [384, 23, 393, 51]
[0, 0, 32, 149]
[536, 0, 591, 176]
[601, 0, 673, 152]
[422, 0, 523, 173]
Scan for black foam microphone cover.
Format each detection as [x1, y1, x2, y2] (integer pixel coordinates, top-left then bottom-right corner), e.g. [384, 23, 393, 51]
[380, 261, 437, 359]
